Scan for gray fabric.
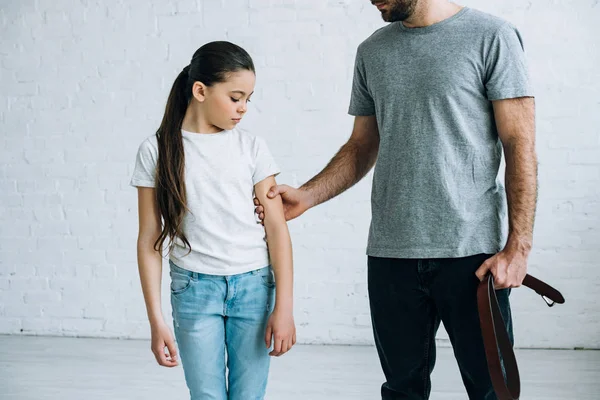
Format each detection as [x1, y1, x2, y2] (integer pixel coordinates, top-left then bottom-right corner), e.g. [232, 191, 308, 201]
[348, 7, 533, 258]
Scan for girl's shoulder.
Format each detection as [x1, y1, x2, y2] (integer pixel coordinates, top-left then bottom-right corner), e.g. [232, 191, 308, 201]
[232, 126, 256, 140]
[137, 134, 158, 151]
[232, 127, 270, 147]
[134, 134, 159, 163]
[230, 127, 268, 153]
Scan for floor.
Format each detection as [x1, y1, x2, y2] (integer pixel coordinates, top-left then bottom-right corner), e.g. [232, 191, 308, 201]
[1, 335, 598, 399]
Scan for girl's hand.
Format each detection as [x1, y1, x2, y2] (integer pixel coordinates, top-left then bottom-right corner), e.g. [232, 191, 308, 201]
[150, 321, 179, 367]
[265, 308, 296, 356]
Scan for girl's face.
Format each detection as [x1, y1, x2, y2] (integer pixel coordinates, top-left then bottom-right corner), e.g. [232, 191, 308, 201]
[195, 69, 256, 131]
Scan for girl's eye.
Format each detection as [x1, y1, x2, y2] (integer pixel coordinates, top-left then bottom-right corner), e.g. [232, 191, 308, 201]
[231, 97, 240, 103]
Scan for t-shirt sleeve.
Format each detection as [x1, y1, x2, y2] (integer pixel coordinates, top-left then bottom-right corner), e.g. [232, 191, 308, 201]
[484, 23, 534, 101]
[348, 46, 376, 116]
[252, 136, 280, 185]
[130, 138, 158, 188]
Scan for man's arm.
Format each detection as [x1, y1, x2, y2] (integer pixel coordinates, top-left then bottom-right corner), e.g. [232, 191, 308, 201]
[301, 115, 380, 208]
[256, 115, 380, 222]
[475, 96, 537, 288]
[496, 96, 537, 252]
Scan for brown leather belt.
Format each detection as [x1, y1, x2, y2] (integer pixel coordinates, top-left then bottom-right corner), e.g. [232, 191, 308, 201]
[477, 274, 565, 400]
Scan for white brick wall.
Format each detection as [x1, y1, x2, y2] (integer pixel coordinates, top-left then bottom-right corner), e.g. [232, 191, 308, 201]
[1, 0, 598, 348]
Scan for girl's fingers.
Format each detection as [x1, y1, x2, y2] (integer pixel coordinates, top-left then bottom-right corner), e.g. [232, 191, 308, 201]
[165, 339, 178, 362]
[274, 338, 283, 355]
[162, 351, 177, 367]
[265, 325, 273, 348]
[152, 339, 179, 368]
[152, 349, 162, 365]
[269, 338, 283, 356]
[154, 345, 167, 366]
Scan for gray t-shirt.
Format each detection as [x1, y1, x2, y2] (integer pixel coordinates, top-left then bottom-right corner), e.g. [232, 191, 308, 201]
[348, 7, 533, 258]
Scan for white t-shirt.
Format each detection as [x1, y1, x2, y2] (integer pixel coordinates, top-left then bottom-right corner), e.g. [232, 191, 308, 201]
[130, 128, 280, 275]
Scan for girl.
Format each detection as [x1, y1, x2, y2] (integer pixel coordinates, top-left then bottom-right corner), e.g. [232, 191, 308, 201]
[130, 41, 295, 400]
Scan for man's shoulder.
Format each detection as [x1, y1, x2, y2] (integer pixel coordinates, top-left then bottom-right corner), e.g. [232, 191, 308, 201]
[357, 23, 396, 53]
[463, 8, 514, 35]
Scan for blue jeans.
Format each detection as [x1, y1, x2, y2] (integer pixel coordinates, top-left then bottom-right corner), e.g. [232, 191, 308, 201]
[169, 260, 276, 400]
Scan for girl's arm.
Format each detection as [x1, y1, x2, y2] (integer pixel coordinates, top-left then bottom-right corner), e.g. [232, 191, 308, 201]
[254, 176, 296, 356]
[136, 187, 178, 367]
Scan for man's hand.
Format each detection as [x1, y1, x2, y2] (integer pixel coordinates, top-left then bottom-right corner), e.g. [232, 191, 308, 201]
[475, 243, 530, 289]
[254, 184, 312, 224]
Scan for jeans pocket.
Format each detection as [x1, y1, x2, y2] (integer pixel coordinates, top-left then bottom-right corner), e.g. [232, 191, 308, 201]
[260, 268, 275, 289]
[170, 269, 193, 296]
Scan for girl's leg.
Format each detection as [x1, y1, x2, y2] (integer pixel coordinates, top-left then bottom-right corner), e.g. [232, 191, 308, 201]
[170, 261, 227, 400]
[224, 267, 275, 400]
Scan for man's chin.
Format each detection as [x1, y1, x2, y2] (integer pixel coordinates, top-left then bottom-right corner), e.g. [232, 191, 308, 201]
[381, 11, 404, 22]
[380, 8, 411, 22]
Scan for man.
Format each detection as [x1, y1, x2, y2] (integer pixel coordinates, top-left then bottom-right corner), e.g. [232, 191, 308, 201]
[255, 1, 536, 398]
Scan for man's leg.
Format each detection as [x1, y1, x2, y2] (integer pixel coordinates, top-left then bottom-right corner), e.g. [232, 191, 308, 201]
[368, 256, 441, 400]
[430, 254, 513, 400]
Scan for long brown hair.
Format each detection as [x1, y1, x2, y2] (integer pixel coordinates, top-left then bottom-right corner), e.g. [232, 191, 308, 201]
[154, 41, 255, 255]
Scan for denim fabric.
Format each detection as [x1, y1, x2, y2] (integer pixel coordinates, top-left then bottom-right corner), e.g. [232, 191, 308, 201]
[170, 260, 276, 400]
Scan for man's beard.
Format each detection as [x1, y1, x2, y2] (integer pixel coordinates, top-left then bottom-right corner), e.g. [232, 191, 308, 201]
[381, 0, 418, 22]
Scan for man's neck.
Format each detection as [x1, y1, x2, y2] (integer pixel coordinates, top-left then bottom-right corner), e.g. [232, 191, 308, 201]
[402, 0, 464, 29]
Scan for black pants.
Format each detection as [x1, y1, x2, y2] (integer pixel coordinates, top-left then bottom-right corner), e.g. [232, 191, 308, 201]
[368, 254, 513, 400]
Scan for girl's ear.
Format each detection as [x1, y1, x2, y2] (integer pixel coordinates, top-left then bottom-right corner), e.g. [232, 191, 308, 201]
[191, 81, 207, 102]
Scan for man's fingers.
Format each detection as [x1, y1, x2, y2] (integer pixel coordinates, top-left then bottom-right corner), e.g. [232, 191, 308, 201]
[513, 270, 525, 288]
[268, 184, 290, 199]
[475, 261, 492, 281]
[267, 185, 279, 198]
[494, 264, 508, 288]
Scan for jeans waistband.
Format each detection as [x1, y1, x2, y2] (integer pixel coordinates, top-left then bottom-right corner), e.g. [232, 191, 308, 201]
[169, 260, 271, 279]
